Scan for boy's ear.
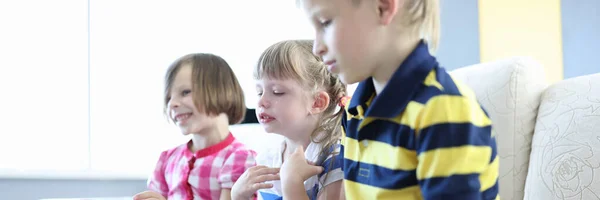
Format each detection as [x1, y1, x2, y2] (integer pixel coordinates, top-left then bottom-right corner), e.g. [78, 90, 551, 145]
[377, 0, 402, 25]
[310, 91, 330, 115]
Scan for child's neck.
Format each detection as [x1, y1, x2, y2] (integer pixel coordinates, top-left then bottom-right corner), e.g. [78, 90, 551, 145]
[281, 129, 325, 162]
[372, 37, 421, 95]
[189, 114, 230, 152]
[283, 138, 311, 157]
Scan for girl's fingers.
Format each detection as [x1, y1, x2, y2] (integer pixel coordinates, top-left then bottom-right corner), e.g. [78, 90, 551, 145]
[253, 174, 280, 183]
[249, 165, 269, 171]
[251, 182, 274, 190]
[255, 167, 280, 175]
[134, 191, 163, 200]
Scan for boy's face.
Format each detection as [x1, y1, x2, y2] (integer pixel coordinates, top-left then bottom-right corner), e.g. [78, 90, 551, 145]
[302, 0, 384, 85]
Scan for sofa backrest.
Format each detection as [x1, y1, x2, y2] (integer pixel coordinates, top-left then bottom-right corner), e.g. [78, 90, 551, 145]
[450, 57, 549, 200]
[524, 73, 600, 200]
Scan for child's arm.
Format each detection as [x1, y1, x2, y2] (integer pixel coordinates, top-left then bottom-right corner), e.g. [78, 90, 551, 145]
[317, 180, 342, 200]
[282, 181, 310, 200]
[416, 96, 497, 200]
[281, 146, 324, 200]
[316, 144, 345, 200]
[282, 158, 346, 200]
[316, 110, 348, 200]
[284, 108, 349, 200]
[220, 189, 232, 200]
[134, 191, 167, 200]
[339, 183, 346, 200]
[146, 151, 170, 197]
[231, 165, 280, 200]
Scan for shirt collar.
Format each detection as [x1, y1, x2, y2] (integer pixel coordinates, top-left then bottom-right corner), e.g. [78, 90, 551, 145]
[347, 41, 438, 119]
[184, 133, 235, 158]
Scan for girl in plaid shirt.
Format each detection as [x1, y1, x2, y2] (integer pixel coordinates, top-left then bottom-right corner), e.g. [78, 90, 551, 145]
[135, 53, 257, 200]
[231, 40, 346, 200]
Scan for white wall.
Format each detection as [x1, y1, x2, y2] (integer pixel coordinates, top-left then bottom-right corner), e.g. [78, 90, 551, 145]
[0, 1, 481, 199]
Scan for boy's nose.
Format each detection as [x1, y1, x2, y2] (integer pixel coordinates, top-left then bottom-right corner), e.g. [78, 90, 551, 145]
[313, 39, 327, 57]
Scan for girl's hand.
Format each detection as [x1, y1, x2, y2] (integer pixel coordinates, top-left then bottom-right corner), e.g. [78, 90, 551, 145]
[280, 146, 323, 184]
[231, 165, 280, 200]
[133, 191, 166, 200]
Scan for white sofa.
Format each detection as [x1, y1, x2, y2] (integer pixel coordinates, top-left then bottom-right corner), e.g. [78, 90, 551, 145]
[231, 57, 600, 200]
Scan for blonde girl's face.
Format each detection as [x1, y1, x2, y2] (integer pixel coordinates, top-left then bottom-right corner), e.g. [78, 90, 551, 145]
[166, 65, 213, 135]
[255, 77, 318, 140]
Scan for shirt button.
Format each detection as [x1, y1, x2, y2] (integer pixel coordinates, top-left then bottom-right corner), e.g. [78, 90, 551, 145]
[362, 140, 368, 147]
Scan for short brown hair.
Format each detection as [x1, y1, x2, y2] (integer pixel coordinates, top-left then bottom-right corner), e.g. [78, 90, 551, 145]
[164, 53, 246, 125]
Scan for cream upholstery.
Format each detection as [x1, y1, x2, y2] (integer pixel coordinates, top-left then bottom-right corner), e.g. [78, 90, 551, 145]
[450, 57, 548, 200]
[231, 57, 600, 200]
[524, 73, 600, 200]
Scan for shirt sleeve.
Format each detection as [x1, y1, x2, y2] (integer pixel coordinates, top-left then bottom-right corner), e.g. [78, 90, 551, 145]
[218, 149, 257, 189]
[318, 144, 344, 187]
[415, 95, 496, 200]
[338, 111, 348, 171]
[147, 151, 169, 197]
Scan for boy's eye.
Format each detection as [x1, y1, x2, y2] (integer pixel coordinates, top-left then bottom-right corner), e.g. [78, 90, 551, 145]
[182, 90, 191, 96]
[273, 91, 284, 96]
[257, 92, 263, 96]
[319, 19, 331, 27]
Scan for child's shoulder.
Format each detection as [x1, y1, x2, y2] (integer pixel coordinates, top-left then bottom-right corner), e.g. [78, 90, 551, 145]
[152, 143, 189, 165]
[219, 138, 256, 156]
[161, 142, 188, 157]
[415, 66, 478, 103]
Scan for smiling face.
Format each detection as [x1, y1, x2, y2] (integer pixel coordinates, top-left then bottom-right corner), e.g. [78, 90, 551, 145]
[166, 64, 213, 135]
[163, 53, 247, 135]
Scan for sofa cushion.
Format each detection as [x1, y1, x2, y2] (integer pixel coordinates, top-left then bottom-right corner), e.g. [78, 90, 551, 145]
[450, 57, 548, 200]
[524, 73, 600, 199]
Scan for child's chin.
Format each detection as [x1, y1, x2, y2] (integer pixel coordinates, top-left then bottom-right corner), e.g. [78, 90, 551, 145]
[178, 127, 193, 135]
[181, 131, 191, 135]
[261, 125, 280, 134]
[262, 126, 277, 134]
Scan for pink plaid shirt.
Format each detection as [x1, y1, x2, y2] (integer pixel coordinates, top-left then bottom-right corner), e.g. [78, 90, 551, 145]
[148, 133, 256, 200]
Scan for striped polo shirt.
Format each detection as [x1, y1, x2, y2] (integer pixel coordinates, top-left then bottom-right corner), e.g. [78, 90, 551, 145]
[340, 41, 499, 200]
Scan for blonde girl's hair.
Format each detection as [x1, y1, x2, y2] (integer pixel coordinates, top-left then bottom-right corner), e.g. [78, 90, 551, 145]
[254, 39, 347, 167]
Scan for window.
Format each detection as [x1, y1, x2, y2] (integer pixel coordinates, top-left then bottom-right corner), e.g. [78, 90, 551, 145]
[88, 0, 314, 174]
[0, 0, 89, 171]
[0, 0, 355, 177]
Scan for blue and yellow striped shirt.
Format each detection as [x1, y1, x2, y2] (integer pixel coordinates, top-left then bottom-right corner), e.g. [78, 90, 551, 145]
[340, 41, 499, 200]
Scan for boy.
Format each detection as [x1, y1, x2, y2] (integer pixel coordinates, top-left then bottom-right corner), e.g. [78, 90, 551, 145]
[291, 0, 500, 199]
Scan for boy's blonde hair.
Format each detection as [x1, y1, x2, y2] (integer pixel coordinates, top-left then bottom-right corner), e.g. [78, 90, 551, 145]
[164, 53, 246, 125]
[254, 40, 346, 162]
[404, 0, 440, 53]
[353, 0, 440, 53]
